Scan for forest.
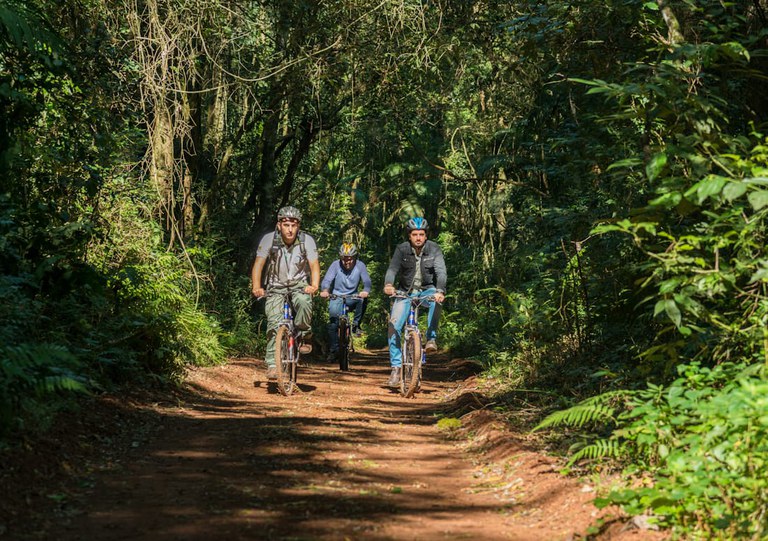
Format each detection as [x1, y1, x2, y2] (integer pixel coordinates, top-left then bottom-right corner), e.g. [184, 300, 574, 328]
[2, 0, 768, 538]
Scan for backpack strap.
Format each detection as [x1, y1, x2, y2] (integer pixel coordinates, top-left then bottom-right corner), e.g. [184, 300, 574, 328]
[271, 230, 306, 257]
[265, 230, 281, 284]
[297, 231, 307, 260]
[265, 230, 308, 285]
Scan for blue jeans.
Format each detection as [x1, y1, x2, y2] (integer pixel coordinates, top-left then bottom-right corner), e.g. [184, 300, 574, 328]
[328, 297, 366, 353]
[388, 288, 441, 367]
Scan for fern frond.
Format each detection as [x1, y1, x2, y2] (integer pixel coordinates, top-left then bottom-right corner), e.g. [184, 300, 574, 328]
[533, 389, 638, 432]
[36, 374, 86, 394]
[3, 343, 74, 368]
[534, 403, 615, 431]
[567, 438, 626, 466]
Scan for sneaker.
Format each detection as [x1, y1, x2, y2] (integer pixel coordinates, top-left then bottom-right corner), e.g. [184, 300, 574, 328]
[326, 351, 338, 362]
[299, 331, 313, 354]
[266, 366, 278, 380]
[387, 366, 401, 387]
[352, 324, 363, 337]
[425, 339, 438, 354]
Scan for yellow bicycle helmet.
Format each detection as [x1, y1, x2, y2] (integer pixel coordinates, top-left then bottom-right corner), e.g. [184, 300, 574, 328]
[338, 242, 358, 258]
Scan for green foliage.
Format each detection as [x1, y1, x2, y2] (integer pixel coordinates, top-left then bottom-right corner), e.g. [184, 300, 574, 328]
[0, 0, 63, 65]
[500, 3, 768, 537]
[603, 363, 768, 538]
[568, 439, 625, 466]
[436, 417, 462, 433]
[0, 0, 230, 438]
[0, 343, 85, 435]
[108, 254, 226, 377]
[0, 180, 228, 434]
[593, 134, 768, 374]
[539, 362, 768, 536]
[534, 402, 617, 432]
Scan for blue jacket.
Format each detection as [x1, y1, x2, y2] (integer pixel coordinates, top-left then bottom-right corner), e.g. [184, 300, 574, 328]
[321, 260, 372, 295]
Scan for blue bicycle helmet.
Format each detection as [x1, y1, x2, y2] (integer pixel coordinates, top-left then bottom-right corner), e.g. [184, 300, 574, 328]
[406, 217, 429, 231]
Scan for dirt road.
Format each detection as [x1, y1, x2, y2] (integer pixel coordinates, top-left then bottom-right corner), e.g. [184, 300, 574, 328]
[3, 350, 661, 540]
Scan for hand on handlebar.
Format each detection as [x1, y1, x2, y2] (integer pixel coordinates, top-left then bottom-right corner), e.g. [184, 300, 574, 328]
[252, 287, 266, 299]
[328, 293, 364, 300]
[359, 291, 369, 299]
[319, 290, 330, 299]
[383, 284, 396, 296]
[387, 289, 444, 304]
[304, 284, 319, 295]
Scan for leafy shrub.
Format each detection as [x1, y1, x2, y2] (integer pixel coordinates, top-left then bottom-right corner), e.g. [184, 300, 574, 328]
[0, 343, 86, 436]
[537, 362, 768, 538]
[105, 251, 226, 379]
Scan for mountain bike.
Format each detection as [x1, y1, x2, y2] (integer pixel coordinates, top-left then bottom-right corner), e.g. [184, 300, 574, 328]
[390, 292, 439, 398]
[328, 294, 363, 371]
[266, 290, 302, 396]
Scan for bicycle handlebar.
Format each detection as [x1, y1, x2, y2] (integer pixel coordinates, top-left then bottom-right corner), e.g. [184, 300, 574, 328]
[328, 293, 365, 300]
[389, 292, 442, 305]
[257, 281, 308, 300]
[259, 290, 301, 301]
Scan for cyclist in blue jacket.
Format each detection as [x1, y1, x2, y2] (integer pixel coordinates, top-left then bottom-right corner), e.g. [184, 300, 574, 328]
[319, 243, 372, 362]
[383, 217, 447, 387]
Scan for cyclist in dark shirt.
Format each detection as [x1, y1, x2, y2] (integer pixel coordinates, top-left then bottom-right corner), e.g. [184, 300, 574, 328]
[383, 217, 447, 387]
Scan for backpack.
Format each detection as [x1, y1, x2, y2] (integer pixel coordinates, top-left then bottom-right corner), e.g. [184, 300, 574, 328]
[262, 230, 307, 287]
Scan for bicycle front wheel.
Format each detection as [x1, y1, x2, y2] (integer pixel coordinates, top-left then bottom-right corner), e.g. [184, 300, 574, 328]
[338, 318, 350, 371]
[275, 326, 298, 395]
[401, 332, 421, 398]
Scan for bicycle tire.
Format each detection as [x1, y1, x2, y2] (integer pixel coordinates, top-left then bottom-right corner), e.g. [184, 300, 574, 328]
[401, 332, 421, 398]
[338, 318, 350, 371]
[275, 326, 297, 395]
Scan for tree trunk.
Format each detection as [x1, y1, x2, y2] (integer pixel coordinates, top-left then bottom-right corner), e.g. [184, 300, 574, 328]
[250, 95, 283, 234]
[149, 100, 175, 243]
[278, 118, 316, 208]
[657, 0, 684, 45]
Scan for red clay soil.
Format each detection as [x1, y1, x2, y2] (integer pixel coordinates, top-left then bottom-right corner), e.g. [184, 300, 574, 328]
[1, 350, 668, 541]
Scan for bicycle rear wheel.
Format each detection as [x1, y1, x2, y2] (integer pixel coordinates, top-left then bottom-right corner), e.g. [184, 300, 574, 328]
[275, 326, 297, 395]
[338, 318, 350, 371]
[401, 332, 421, 398]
